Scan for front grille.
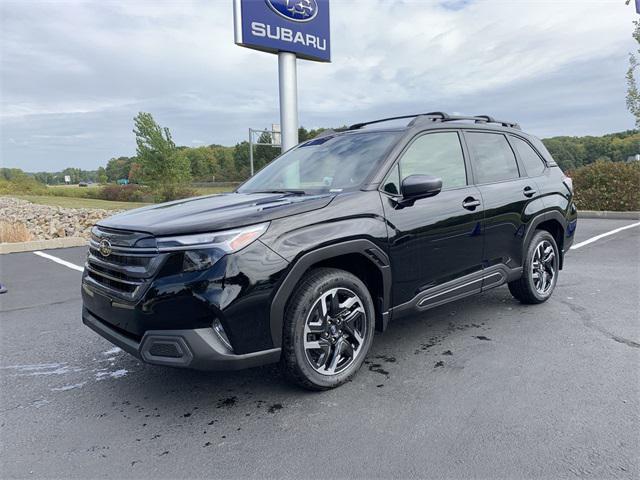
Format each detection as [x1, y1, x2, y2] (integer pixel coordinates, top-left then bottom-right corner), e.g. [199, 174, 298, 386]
[84, 227, 167, 301]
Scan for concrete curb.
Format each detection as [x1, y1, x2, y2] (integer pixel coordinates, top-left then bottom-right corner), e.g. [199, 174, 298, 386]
[0, 237, 88, 254]
[578, 210, 640, 220]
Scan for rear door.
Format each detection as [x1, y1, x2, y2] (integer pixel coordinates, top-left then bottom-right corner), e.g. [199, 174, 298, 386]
[463, 130, 545, 278]
[380, 130, 484, 307]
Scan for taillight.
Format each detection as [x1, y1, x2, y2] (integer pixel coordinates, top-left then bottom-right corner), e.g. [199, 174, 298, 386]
[563, 176, 573, 193]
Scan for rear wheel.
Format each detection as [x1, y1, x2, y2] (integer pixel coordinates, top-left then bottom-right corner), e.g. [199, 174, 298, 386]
[509, 230, 559, 304]
[282, 268, 375, 390]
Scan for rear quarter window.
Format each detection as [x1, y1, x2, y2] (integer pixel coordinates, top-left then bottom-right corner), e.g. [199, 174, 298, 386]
[511, 136, 546, 177]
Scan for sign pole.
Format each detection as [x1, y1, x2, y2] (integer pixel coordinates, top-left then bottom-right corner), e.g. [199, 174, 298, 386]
[278, 51, 299, 152]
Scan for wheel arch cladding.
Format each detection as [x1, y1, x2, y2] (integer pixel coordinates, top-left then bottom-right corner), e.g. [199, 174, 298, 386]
[269, 239, 392, 347]
[524, 212, 566, 269]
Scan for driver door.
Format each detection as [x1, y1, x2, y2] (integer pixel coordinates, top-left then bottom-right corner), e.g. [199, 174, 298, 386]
[380, 130, 484, 308]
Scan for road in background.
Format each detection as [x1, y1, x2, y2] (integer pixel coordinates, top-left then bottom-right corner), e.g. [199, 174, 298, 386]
[1, 219, 638, 479]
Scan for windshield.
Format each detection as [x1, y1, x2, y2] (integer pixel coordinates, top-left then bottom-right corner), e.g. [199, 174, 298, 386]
[237, 131, 401, 194]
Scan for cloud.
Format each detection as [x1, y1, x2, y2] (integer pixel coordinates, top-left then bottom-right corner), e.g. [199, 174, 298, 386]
[0, 0, 636, 171]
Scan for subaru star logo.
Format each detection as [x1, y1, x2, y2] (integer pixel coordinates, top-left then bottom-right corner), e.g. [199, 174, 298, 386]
[266, 0, 318, 22]
[99, 239, 112, 257]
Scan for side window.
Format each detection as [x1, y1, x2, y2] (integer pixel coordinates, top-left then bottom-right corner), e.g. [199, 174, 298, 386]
[511, 136, 546, 177]
[398, 132, 467, 189]
[465, 132, 520, 184]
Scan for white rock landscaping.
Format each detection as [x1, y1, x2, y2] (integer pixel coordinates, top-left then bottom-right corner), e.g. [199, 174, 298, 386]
[0, 197, 121, 241]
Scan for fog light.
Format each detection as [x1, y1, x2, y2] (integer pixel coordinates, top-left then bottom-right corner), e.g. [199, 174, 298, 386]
[213, 318, 233, 351]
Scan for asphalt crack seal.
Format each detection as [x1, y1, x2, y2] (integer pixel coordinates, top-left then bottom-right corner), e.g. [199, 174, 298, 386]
[559, 299, 639, 349]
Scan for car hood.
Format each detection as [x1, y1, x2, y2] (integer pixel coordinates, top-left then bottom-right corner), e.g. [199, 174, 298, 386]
[97, 192, 335, 236]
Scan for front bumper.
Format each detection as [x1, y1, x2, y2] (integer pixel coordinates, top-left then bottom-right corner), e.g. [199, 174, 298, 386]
[83, 307, 281, 370]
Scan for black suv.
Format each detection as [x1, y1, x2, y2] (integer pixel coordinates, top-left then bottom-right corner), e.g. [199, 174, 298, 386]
[82, 112, 577, 390]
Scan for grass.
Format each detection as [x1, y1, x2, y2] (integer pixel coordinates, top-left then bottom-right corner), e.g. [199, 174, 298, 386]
[15, 195, 150, 210]
[0, 221, 32, 243]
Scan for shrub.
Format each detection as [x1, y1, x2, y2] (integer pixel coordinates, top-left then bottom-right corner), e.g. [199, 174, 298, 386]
[570, 161, 640, 211]
[98, 184, 149, 202]
[152, 184, 198, 203]
[0, 176, 47, 195]
[0, 221, 32, 243]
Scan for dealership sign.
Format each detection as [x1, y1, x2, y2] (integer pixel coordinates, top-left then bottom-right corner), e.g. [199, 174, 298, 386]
[234, 0, 331, 62]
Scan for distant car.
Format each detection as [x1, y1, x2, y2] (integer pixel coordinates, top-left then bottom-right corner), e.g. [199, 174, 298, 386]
[82, 112, 578, 390]
[78, 182, 88, 187]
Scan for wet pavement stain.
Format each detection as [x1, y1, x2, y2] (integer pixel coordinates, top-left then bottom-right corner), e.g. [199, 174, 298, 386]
[368, 363, 390, 376]
[216, 396, 237, 408]
[375, 355, 397, 363]
[474, 335, 492, 341]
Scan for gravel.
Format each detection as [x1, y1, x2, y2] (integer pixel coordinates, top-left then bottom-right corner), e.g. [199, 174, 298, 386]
[0, 196, 120, 241]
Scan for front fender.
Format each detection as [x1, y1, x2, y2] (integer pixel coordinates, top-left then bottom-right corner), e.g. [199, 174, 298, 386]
[268, 239, 392, 348]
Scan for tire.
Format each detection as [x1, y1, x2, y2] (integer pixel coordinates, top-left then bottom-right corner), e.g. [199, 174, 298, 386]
[508, 230, 560, 304]
[281, 267, 375, 390]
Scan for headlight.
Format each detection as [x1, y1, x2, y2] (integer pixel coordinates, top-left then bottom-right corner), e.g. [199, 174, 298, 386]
[182, 250, 222, 272]
[156, 223, 269, 273]
[156, 223, 269, 253]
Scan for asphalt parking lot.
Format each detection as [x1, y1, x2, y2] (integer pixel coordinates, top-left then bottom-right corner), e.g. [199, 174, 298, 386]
[1, 218, 639, 479]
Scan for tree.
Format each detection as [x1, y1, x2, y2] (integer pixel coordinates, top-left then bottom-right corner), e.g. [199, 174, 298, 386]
[254, 131, 279, 171]
[105, 156, 134, 182]
[96, 167, 108, 184]
[232, 141, 251, 180]
[128, 162, 142, 183]
[627, 20, 640, 128]
[133, 112, 191, 200]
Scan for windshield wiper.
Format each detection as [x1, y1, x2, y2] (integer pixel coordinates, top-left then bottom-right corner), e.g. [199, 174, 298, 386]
[251, 189, 307, 196]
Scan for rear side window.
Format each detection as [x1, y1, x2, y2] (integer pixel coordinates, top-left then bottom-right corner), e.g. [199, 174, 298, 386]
[397, 132, 467, 189]
[465, 132, 520, 184]
[511, 136, 546, 177]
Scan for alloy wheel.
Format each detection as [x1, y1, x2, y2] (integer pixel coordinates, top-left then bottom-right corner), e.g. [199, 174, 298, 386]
[303, 287, 368, 376]
[531, 240, 556, 295]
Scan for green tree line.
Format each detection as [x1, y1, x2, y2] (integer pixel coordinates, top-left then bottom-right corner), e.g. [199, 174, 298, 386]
[9, 112, 638, 191]
[541, 130, 639, 171]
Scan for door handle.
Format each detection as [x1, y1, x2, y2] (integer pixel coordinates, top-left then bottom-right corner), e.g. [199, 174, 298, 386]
[523, 186, 537, 197]
[462, 197, 481, 210]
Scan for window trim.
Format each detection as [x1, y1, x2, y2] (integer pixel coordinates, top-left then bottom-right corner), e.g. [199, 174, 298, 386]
[507, 134, 548, 178]
[378, 129, 470, 197]
[461, 130, 522, 186]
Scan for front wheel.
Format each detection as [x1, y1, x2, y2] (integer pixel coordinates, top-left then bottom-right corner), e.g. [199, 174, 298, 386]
[282, 268, 375, 390]
[508, 230, 559, 304]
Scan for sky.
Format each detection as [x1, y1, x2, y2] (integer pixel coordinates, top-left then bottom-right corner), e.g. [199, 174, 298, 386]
[0, 0, 637, 172]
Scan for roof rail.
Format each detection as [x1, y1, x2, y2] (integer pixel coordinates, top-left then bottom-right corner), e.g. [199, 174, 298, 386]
[348, 112, 521, 130]
[474, 115, 520, 129]
[348, 112, 446, 130]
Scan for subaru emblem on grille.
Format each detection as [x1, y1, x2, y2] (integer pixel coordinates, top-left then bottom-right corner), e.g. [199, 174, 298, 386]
[99, 239, 112, 257]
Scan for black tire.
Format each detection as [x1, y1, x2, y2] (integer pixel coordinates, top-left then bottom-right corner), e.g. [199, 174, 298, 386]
[281, 268, 375, 391]
[508, 230, 559, 304]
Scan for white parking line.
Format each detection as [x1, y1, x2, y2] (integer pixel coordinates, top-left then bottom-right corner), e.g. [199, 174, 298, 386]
[571, 221, 640, 250]
[33, 251, 84, 272]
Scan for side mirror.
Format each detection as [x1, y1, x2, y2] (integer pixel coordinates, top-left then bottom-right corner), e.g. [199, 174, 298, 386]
[401, 175, 442, 203]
